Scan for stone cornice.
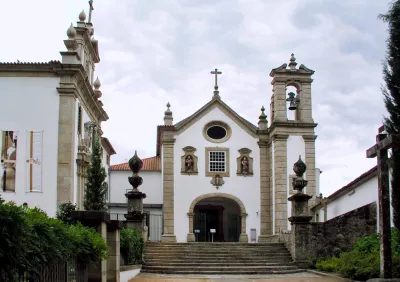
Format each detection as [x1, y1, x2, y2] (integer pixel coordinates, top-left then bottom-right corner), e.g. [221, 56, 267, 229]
[303, 135, 318, 141]
[272, 134, 289, 141]
[54, 64, 109, 124]
[257, 140, 271, 148]
[269, 121, 318, 132]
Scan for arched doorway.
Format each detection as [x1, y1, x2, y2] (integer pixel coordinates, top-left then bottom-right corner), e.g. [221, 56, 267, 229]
[187, 193, 248, 242]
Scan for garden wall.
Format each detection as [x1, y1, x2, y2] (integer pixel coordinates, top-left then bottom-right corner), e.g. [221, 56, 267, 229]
[281, 202, 377, 260]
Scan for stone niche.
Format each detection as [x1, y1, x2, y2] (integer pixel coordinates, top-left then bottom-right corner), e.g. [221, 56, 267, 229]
[181, 146, 198, 175]
[236, 148, 254, 176]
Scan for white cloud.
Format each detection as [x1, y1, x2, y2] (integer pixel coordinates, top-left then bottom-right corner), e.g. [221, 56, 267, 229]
[0, 0, 392, 197]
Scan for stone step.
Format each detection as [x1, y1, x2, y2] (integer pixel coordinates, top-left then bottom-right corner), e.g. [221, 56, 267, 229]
[140, 268, 305, 275]
[145, 247, 288, 251]
[145, 253, 291, 258]
[145, 257, 292, 262]
[144, 261, 294, 266]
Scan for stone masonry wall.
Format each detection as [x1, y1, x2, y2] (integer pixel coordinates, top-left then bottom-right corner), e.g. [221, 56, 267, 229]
[281, 202, 377, 260]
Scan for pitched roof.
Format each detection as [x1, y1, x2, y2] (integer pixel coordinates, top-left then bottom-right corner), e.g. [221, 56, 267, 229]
[311, 165, 377, 211]
[174, 98, 258, 133]
[110, 156, 161, 171]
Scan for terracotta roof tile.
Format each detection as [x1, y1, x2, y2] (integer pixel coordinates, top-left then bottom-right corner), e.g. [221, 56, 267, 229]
[0, 60, 61, 65]
[110, 156, 161, 171]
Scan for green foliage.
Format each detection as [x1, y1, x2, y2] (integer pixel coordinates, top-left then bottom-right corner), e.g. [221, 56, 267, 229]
[379, 0, 400, 235]
[315, 229, 400, 280]
[120, 227, 144, 265]
[56, 202, 76, 225]
[0, 201, 107, 279]
[84, 125, 108, 211]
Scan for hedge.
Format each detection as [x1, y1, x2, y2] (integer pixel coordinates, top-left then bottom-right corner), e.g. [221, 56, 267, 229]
[0, 199, 108, 280]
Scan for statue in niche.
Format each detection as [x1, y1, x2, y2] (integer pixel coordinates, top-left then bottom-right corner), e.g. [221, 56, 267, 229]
[241, 156, 249, 174]
[185, 155, 194, 172]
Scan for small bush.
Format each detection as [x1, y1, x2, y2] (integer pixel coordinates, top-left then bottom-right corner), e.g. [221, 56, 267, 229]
[316, 228, 400, 280]
[120, 227, 144, 265]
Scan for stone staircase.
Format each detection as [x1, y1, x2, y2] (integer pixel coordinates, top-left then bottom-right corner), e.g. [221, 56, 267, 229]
[142, 242, 305, 274]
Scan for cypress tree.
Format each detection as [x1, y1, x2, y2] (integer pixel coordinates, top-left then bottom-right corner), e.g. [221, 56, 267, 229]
[83, 125, 108, 211]
[379, 1, 400, 232]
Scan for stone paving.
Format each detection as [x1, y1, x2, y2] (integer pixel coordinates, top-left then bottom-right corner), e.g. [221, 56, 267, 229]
[131, 271, 350, 282]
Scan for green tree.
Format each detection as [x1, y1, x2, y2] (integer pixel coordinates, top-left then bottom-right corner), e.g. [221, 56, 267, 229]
[380, 1, 400, 233]
[83, 125, 108, 211]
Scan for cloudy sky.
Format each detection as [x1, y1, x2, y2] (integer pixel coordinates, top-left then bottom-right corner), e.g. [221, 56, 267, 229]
[0, 0, 392, 196]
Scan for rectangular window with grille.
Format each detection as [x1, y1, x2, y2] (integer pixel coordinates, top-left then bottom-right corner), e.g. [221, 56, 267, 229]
[209, 151, 226, 172]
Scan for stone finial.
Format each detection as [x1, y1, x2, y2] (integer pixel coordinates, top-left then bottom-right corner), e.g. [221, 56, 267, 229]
[289, 53, 297, 70]
[293, 155, 306, 177]
[67, 23, 76, 39]
[79, 10, 87, 22]
[258, 106, 268, 130]
[164, 102, 173, 125]
[94, 76, 101, 90]
[127, 150, 144, 190]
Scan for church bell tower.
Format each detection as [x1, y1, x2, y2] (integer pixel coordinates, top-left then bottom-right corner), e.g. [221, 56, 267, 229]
[267, 54, 318, 236]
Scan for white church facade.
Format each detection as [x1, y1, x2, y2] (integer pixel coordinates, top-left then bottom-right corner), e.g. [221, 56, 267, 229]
[109, 55, 321, 243]
[0, 10, 116, 217]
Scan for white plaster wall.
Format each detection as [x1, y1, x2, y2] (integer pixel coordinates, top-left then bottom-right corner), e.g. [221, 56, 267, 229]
[109, 171, 162, 204]
[286, 135, 305, 230]
[120, 268, 141, 282]
[0, 77, 60, 217]
[173, 107, 260, 242]
[326, 177, 378, 221]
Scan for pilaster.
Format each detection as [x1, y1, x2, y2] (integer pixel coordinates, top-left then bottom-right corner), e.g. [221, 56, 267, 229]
[272, 82, 287, 122]
[303, 135, 317, 207]
[258, 138, 273, 242]
[162, 132, 176, 242]
[56, 90, 77, 205]
[272, 134, 289, 233]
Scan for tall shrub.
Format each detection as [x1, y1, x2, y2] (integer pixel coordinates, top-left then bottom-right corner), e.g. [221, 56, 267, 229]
[379, 0, 400, 234]
[120, 228, 144, 265]
[83, 125, 108, 211]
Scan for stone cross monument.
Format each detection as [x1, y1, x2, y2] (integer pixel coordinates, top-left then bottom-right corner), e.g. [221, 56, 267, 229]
[366, 129, 400, 279]
[124, 151, 147, 231]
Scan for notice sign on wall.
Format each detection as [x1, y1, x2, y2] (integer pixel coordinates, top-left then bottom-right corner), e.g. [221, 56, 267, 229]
[26, 131, 43, 192]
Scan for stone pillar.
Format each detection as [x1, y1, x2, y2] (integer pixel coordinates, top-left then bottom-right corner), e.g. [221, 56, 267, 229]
[187, 212, 195, 242]
[287, 156, 313, 264]
[71, 211, 110, 282]
[271, 81, 287, 122]
[303, 135, 317, 207]
[258, 139, 273, 242]
[56, 90, 77, 204]
[299, 82, 314, 123]
[107, 220, 122, 282]
[273, 134, 289, 234]
[162, 132, 176, 242]
[239, 212, 249, 242]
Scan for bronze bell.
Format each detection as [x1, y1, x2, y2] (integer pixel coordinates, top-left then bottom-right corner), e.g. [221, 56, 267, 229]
[286, 92, 299, 111]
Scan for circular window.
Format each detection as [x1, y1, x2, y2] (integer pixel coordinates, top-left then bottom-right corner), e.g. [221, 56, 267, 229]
[207, 126, 227, 140]
[203, 121, 232, 143]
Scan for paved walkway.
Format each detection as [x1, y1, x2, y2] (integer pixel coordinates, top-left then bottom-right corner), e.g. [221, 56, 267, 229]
[131, 271, 349, 282]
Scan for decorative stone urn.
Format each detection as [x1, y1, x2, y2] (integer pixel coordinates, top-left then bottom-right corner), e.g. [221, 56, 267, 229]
[124, 151, 147, 230]
[288, 155, 312, 224]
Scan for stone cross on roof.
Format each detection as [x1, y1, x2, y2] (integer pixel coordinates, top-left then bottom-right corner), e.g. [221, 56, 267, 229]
[88, 0, 94, 23]
[210, 68, 222, 99]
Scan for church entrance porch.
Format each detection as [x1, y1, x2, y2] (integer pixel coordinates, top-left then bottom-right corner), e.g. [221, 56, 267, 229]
[187, 193, 248, 242]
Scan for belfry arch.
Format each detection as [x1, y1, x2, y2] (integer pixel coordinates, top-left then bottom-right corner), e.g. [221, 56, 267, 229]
[187, 193, 248, 242]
